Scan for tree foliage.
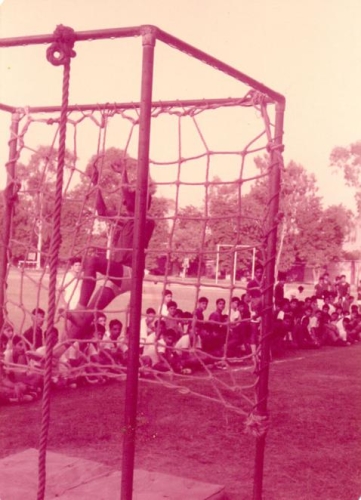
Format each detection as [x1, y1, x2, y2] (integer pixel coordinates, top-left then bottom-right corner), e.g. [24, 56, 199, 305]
[146, 196, 173, 270]
[10, 146, 78, 262]
[3, 144, 354, 275]
[330, 140, 361, 213]
[172, 205, 206, 262]
[6, 146, 173, 265]
[206, 178, 263, 273]
[206, 156, 352, 274]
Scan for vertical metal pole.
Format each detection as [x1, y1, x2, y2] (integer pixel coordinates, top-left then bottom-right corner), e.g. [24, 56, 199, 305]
[36, 218, 43, 270]
[233, 249, 237, 284]
[252, 247, 256, 279]
[0, 111, 20, 329]
[253, 100, 285, 500]
[215, 244, 219, 285]
[121, 26, 156, 500]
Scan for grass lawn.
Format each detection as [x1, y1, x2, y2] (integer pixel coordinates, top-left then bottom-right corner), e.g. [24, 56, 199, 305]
[1, 345, 360, 499]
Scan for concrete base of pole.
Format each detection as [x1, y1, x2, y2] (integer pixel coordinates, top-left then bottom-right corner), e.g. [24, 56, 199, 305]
[1, 449, 226, 500]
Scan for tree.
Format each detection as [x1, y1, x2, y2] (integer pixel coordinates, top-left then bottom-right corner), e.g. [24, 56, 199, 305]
[82, 147, 157, 210]
[206, 178, 265, 276]
[6, 145, 172, 267]
[0, 191, 35, 262]
[55, 190, 97, 261]
[146, 196, 172, 271]
[207, 155, 352, 277]
[330, 141, 361, 213]
[250, 156, 323, 271]
[295, 202, 352, 279]
[170, 205, 207, 273]
[2, 146, 79, 264]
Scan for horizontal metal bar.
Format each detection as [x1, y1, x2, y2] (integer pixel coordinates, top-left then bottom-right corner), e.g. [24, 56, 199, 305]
[0, 23, 285, 105]
[156, 28, 285, 105]
[0, 96, 270, 115]
[0, 103, 16, 113]
[0, 26, 143, 47]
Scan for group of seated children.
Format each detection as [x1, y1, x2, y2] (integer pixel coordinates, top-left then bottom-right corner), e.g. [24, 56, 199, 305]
[274, 273, 361, 350]
[138, 290, 260, 374]
[0, 309, 128, 401]
[0, 289, 256, 401]
[0, 310, 48, 403]
[2, 272, 360, 402]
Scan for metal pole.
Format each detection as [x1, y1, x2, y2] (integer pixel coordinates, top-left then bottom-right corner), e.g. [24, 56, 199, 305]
[156, 28, 285, 104]
[215, 245, 220, 285]
[36, 218, 42, 270]
[0, 25, 284, 104]
[252, 100, 285, 500]
[252, 247, 256, 279]
[0, 111, 20, 329]
[22, 96, 268, 115]
[121, 26, 156, 500]
[233, 249, 237, 284]
[0, 26, 143, 48]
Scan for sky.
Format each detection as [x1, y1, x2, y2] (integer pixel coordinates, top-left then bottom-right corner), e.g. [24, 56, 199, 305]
[0, 0, 360, 211]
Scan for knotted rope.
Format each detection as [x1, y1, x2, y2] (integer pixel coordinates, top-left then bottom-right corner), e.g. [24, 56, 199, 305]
[37, 25, 76, 500]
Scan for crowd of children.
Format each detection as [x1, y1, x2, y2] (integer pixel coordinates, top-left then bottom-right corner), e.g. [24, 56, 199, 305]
[274, 273, 361, 350]
[0, 308, 126, 402]
[1, 270, 360, 404]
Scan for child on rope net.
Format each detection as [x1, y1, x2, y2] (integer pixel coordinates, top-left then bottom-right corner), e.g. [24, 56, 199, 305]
[65, 160, 155, 340]
[58, 257, 82, 312]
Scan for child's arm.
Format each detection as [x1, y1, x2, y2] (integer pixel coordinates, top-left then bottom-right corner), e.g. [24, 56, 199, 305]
[90, 162, 117, 218]
[156, 340, 171, 367]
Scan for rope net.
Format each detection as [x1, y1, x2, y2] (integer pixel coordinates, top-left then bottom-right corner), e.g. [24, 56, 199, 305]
[0, 94, 279, 426]
[0, 24, 288, 500]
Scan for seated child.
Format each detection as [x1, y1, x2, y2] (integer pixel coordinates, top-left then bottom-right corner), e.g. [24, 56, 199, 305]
[346, 309, 361, 343]
[322, 313, 349, 346]
[174, 325, 213, 373]
[1, 322, 15, 352]
[153, 328, 180, 372]
[0, 360, 36, 403]
[293, 317, 320, 349]
[140, 307, 156, 352]
[142, 328, 180, 372]
[4, 334, 43, 391]
[164, 301, 184, 340]
[99, 319, 125, 366]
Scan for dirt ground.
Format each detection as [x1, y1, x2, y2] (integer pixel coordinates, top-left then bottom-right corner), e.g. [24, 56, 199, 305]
[1, 345, 360, 500]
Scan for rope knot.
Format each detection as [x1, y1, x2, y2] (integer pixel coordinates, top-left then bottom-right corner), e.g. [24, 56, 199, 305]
[266, 140, 285, 154]
[244, 90, 267, 106]
[244, 412, 269, 438]
[46, 25, 77, 66]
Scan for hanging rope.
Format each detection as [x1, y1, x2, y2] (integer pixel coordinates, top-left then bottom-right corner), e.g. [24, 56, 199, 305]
[37, 25, 76, 500]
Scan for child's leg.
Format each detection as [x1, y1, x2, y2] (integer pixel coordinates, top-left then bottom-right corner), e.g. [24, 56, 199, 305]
[66, 266, 131, 340]
[152, 361, 170, 372]
[78, 257, 124, 308]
